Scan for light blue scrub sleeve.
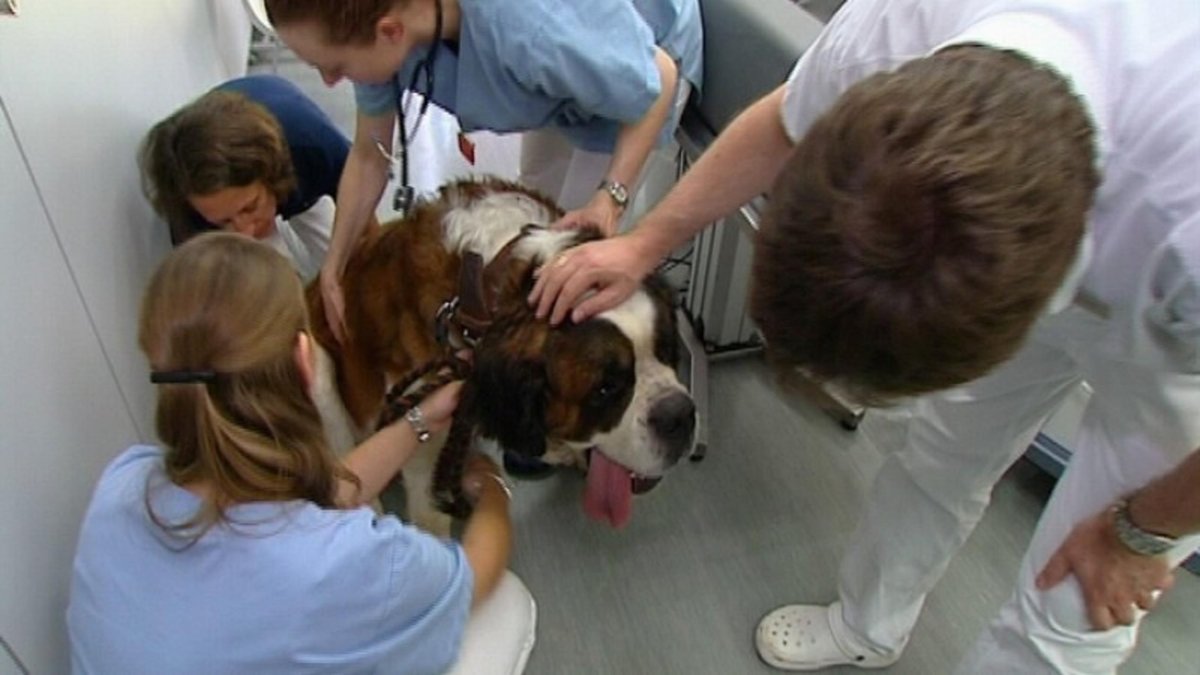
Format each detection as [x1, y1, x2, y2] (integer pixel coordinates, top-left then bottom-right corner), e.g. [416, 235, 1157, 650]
[354, 80, 396, 117]
[515, 1, 662, 124]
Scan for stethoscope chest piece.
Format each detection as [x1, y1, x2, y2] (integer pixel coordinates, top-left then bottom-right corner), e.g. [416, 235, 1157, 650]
[386, 0, 445, 219]
[393, 185, 416, 215]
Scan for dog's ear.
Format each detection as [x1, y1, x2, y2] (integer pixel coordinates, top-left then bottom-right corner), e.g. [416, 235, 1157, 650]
[469, 345, 548, 458]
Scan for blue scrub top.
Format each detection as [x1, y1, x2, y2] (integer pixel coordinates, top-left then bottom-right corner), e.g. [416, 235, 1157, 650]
[354, 0, 703, 153]
[68, 445, 473, 675]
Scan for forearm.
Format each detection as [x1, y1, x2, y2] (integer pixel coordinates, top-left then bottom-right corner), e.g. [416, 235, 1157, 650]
[335, 422, 420, 507]
[1127, 446, 1200, 539]
[629, 84, 795, 261]
[326, 116, 395, 277]
[605, 48, 680, 189]
[327, 148, 389, 275]
[462, 480, 513, 607]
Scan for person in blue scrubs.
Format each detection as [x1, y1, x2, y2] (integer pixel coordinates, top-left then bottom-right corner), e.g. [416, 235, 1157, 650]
[262, 0, 702, 346]
[67, 233, 521, 674]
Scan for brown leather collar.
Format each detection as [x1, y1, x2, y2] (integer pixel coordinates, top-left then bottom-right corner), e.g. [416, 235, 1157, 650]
[436, 225, 538, 348]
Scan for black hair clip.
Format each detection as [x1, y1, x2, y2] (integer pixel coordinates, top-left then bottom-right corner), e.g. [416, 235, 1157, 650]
[150, 370, 218, 384]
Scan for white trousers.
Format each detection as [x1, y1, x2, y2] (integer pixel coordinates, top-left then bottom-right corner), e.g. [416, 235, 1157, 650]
[834, 303, 1200, 674]
[518, 80, 692, 230]
[449, 570, 538, 674]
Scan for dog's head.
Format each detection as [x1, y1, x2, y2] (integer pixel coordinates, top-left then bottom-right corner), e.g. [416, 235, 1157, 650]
[464, 273, 696, 528]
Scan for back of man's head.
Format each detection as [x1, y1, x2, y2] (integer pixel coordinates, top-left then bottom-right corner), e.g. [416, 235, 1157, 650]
[750, 45, 1098, 404]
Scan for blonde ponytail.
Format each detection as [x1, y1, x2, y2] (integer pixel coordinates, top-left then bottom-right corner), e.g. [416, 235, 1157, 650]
[139, 233, 358, 539]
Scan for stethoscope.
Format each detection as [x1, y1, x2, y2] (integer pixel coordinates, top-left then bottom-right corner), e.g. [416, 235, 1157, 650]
[375, 0, 443, 216]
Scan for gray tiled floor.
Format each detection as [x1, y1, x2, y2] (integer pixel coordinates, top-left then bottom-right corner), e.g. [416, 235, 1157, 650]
[505, 359, 1200, 674]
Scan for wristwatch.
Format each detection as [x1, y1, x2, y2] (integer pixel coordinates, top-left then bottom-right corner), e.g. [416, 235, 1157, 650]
[405, 406, 432, 443]
[598, 179, 629, 210]
[1111, 497, 1176, 556]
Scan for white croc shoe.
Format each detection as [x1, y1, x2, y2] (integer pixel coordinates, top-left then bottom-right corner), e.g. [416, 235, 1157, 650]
[755, 602, 898, 671]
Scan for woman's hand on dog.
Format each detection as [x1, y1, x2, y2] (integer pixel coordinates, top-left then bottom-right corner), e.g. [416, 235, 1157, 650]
[319, 266, 350, 344]
[553, 191, 622, 238]
[462, 454, 508, 502]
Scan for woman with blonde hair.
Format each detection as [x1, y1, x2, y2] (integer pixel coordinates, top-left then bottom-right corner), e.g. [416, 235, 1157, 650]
[67, 233, 534, 674]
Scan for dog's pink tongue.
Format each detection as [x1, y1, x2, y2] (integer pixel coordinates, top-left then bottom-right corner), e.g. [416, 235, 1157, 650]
[584, 450, 633, 528]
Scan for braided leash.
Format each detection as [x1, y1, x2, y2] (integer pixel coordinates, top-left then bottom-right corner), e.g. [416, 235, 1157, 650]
[375, 356, 472, 430]
[432, 411, 477, 519]
[375, 355, 476, 519]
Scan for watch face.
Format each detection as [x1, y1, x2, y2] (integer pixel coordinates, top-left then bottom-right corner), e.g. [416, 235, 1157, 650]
[608, 182, 628, 206]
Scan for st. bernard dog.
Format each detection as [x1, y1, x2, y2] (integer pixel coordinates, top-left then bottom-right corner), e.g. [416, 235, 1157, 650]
[307, 177, 697, 531]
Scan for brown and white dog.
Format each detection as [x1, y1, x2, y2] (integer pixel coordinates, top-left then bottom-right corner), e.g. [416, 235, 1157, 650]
[307, 177, 697, 532]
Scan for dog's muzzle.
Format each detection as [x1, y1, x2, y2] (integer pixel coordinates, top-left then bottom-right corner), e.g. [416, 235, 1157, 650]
[648, 391, 697, 465]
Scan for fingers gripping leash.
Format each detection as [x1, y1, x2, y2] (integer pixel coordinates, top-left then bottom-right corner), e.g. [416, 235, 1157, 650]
[376, 355, 477, 518]
[375, 356, 471, 429]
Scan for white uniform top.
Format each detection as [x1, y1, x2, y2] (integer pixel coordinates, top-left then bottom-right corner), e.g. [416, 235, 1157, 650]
[780, 0, 1200, 385]
[262, 195, 335, 283]
[771, 6, 1200, 667]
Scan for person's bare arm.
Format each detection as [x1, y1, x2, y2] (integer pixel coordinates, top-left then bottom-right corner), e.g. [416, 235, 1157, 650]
[334, 381, 462, 507]
[530, 84, 796, 324]
[625, 83, 795, 267]
[322, 110, 397, 343]
[1037, 446, 1200, 629]
[554, 47, 680, 236]
[1124, 447, 1200, 538]
[459, 455, 513, 607]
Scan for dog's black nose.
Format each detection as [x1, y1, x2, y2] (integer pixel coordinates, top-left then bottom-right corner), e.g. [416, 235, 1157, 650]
[648, 392, 696, 461]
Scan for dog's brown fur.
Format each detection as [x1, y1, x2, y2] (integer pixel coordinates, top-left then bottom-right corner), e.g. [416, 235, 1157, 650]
[306, 178, 561, 432]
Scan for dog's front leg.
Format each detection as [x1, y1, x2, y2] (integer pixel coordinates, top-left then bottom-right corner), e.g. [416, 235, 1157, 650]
[402, 428, 454, 538]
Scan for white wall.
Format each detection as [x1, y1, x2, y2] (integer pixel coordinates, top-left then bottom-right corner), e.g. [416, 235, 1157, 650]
[0, 1, 250, 672]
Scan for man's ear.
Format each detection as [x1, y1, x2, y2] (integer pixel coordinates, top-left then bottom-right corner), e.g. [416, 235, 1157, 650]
[376, 14, 405, 43]
[294, 331, 316, 394]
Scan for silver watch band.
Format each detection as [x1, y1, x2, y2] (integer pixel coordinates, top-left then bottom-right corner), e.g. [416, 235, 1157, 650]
[597, 179, 629, 209]
[1112, 498, 1176, 556]
[405, 406, 431, 443]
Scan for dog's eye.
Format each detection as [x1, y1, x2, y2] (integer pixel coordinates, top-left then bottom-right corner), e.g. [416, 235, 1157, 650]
[590, 369, 628, 401]
[588, 367, 632, 408]
[590, 380, 619, 405]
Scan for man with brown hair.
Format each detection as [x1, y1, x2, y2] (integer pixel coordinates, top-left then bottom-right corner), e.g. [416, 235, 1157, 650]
[531, 0, 1200, 671]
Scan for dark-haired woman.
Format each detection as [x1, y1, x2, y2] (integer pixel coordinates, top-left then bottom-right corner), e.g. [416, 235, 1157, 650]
[139, 74, 378, 280]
